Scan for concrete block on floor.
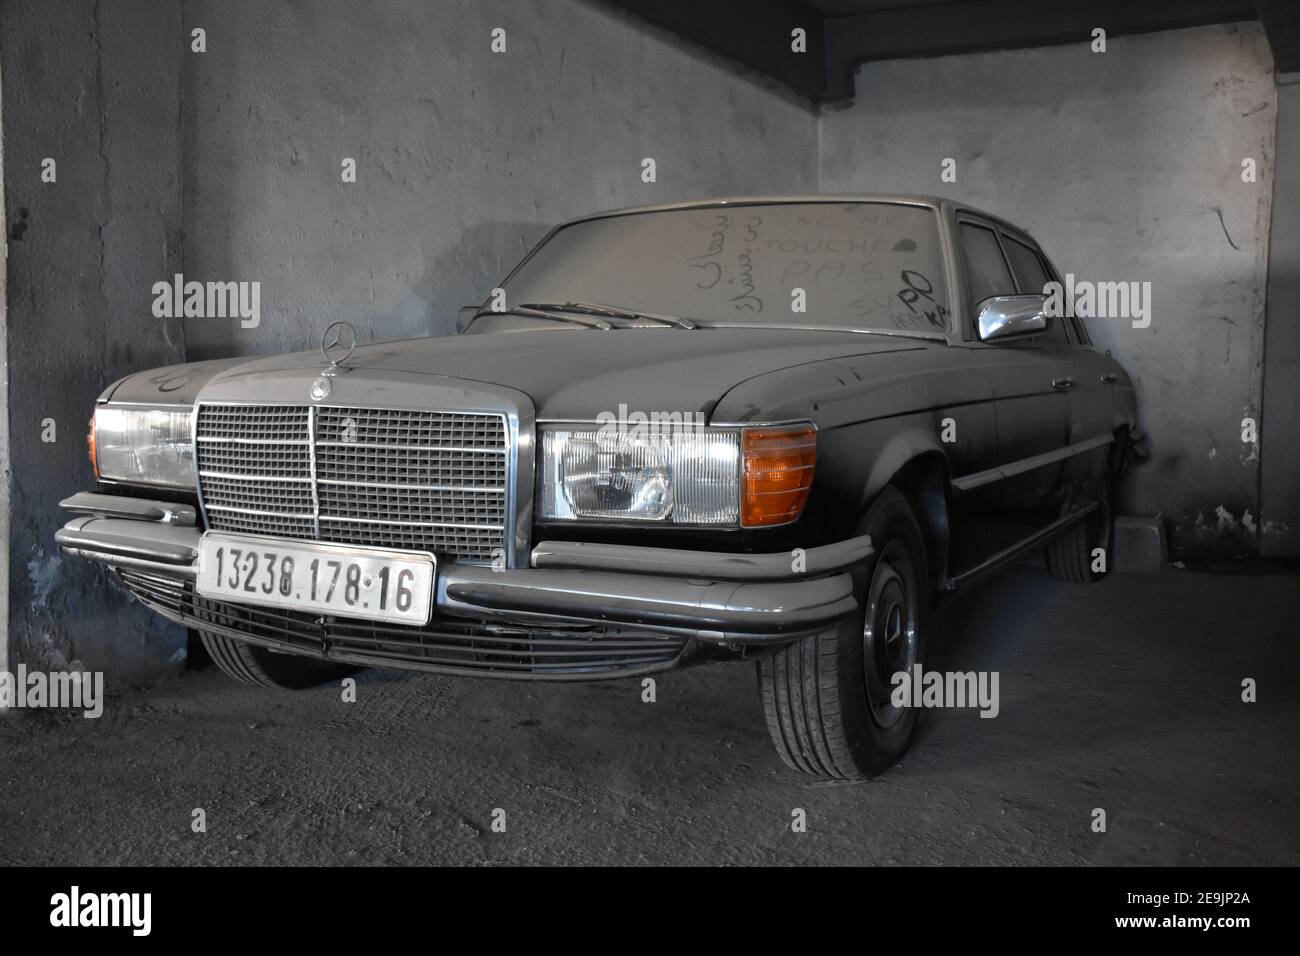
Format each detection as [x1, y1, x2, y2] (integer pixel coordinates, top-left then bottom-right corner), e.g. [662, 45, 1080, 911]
[1113, 516, 1168, 572]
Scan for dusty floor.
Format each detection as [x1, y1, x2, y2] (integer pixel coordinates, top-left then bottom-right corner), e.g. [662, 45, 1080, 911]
[2, 563, 1296, 866]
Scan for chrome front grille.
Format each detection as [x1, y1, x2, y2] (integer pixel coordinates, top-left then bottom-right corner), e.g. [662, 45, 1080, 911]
[195, 403, 508, 563]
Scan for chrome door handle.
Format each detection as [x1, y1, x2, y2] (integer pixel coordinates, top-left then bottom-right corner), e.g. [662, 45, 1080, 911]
[1051, 377, 1074, 391]
[1100, 373, 1117, 384]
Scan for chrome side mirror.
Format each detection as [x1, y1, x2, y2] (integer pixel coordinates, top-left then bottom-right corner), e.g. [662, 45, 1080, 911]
[977, 294, 1048, 342]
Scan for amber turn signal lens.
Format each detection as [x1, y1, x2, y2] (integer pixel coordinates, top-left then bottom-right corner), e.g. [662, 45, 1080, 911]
[741, 425, 817, 527]
[87, 416, 98, 478]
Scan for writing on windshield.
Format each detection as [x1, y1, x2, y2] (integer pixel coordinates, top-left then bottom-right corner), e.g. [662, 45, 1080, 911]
[501, 202, 951, 333]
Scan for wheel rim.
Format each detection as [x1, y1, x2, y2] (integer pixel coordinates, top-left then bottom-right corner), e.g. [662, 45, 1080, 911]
[861, 539, 919, 730]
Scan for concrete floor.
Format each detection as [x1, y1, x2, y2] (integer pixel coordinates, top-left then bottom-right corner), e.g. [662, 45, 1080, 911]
[1, 563, 1296, 866]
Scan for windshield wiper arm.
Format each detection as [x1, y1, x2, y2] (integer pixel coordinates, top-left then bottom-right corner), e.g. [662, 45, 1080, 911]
[521, 301, 697, 330]
[490, 305, 613, 330]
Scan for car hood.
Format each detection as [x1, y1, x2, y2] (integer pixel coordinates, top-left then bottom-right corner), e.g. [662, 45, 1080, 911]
[104, 328, 926, 420]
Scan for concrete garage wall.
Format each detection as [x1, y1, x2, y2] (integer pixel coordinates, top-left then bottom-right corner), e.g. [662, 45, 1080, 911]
[819, 23, 1278, 558]
[1, 57, 8, 683]
[1261, 75, 1300, 556]
[1, 0, 187, 683]
[181, 0, 817, 359]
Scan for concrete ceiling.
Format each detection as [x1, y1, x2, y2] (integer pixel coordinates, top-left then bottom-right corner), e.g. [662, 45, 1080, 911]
[604, 0, 1299, 102]
[806, 0, 965, 13]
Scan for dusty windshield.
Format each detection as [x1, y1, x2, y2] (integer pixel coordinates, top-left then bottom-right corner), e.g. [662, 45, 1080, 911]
[490, 201, 951, 333]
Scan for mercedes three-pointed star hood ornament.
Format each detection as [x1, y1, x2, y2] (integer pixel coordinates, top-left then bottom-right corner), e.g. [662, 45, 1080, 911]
[311, 321, 357, 399]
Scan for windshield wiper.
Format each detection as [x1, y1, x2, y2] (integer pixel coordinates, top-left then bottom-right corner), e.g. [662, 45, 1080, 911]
[520, 301, 697, 330]
[489, 305, 614, 330]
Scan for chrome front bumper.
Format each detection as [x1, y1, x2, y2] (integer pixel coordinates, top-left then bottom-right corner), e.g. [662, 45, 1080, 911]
[58, 492, 870, 673]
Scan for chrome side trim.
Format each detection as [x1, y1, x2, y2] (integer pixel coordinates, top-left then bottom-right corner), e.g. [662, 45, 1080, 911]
[945, 502, 1099, 591]
[952, 433, 1115, 493]
[1066, 433, 1116, 456]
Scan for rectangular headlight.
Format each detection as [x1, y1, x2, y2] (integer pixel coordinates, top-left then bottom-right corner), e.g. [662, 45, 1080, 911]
[539, 426, 741, 525]
[93, 405, 195, 489]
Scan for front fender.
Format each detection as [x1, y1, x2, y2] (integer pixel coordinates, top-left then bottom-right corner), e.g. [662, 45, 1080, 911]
[99, 357, 248, 406]
[855, 425, 950, 513]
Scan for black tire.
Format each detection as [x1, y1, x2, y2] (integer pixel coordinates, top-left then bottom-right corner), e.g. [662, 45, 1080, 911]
[198, 630, 358, 689]
[1045, 472, 1115, 584]
[757, 485, 928, 779]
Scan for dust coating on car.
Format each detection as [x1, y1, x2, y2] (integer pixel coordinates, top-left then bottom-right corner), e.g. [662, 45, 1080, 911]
[59, 196, 1136, 779]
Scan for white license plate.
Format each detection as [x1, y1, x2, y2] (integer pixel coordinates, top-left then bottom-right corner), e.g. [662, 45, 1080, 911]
[196, 532, 436, 625]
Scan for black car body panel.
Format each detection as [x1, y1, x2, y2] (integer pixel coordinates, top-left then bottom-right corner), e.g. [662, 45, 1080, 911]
[66, 195, 1136, 683]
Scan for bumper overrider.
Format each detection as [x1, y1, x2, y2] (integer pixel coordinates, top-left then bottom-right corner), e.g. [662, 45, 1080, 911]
[57, 492, 871, 681]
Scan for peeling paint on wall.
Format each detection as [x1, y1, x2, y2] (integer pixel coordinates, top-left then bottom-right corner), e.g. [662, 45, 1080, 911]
[2, 0, 188, 683]
[26, 550, 60, 610]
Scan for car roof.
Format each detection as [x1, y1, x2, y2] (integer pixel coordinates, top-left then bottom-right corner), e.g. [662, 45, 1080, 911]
[564, 194, 1032, 245]
[570, 194, 939, 220]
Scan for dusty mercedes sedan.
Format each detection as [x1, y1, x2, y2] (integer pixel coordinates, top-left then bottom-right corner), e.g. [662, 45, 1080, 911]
[58, 196, 1135, 779]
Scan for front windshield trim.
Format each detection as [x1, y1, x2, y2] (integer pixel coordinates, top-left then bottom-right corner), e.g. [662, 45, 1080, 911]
[686, 322, 947, 341]
[495, 198, 943, 291]
[464, 314, 947, 342]
[488, 200, 953, 336]
[567, 195, 943, 228]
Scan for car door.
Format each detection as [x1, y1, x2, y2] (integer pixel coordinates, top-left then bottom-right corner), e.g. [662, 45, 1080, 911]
[957, 217, 1073, 530]
[1025, 241, 1118, 502]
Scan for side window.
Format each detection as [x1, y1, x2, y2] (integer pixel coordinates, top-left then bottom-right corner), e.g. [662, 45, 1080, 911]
[1003, 234, 1069, 346]
[1038, 250, 1092, 345]
[958, 222, 1015, 314]
[1003, 236, 1049, 296]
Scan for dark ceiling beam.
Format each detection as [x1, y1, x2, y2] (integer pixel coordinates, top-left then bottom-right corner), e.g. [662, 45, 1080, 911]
[1256, 0, 1300, 74]
[823, 0, 1257, 100]
[602, 1, 1286, 103]
[603, 0, 828, 101]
